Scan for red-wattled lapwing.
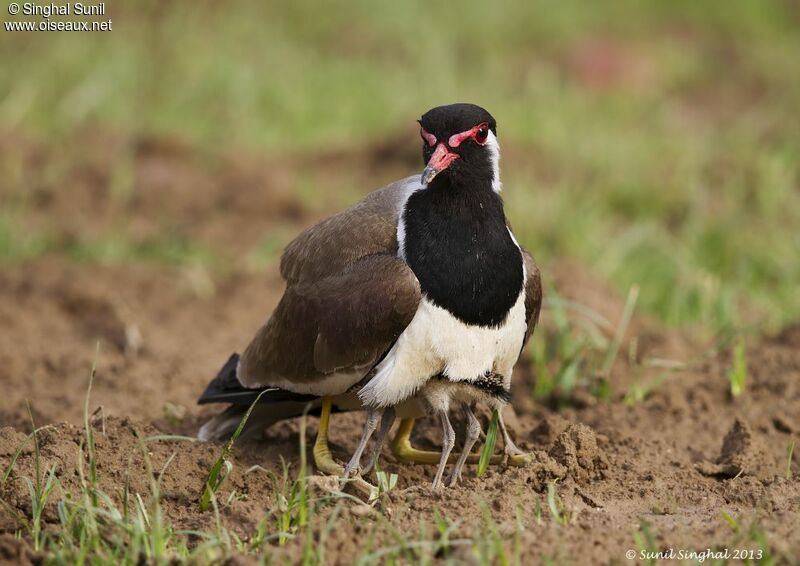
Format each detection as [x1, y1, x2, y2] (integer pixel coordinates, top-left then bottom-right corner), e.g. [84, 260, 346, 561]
[197, 103, 542, 490]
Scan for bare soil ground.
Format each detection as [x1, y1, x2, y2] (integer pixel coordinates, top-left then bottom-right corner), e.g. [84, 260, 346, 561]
[1, 131, 798, 564]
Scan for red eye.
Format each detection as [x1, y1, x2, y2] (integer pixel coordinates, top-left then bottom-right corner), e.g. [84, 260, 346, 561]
[474, 123, 489, 145]
[420, 127, 437, 147]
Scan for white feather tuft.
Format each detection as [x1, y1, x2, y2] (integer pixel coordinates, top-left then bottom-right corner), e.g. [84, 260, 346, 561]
[359, 292, 527, 408]
[486, 131, 502, 193]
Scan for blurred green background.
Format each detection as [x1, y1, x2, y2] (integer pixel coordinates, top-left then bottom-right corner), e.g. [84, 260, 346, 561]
[2, 0, 799, 334]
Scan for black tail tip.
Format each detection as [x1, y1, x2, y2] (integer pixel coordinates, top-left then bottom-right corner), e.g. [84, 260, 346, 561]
[197, 352, 318, 406]
[197, 352, 241, 405]
[218, 353, 240, 379]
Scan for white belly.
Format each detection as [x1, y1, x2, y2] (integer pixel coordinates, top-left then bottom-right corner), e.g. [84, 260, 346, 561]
[358, 289, 527, 408]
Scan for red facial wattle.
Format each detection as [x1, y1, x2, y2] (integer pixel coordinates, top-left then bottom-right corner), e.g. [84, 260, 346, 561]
[448, 121, 490, 148]
[419, 122, 490, 185]
[421, 143, 459, 185]
[420, 127, 437, 147]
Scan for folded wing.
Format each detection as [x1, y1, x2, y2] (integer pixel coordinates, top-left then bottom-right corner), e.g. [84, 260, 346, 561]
[238, 177, 422, 394]
[521, 248, 543, 348]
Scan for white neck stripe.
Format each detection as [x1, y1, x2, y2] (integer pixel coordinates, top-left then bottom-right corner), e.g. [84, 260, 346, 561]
[486, 131, 502, 193]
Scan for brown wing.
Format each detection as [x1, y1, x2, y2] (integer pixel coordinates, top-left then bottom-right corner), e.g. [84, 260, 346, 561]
[238, 177, 422, 392]
[280, 176, 418, 285]
[521, 247, 543, 348]
[239, 254, 420, 390]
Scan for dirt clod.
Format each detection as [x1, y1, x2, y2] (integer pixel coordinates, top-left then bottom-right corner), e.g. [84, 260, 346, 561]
[349, 504, 378, 520]
[0, 534, 42, 566]
[523, 450, 567, 490]
[697, 418, 774, 479]
[307, 474, 340, 495]
[530, 415, 570, 447]
[549, 424, 608, 484]
[0, 427, 31, 457]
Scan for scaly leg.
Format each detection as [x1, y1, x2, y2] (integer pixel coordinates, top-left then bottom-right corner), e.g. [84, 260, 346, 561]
[344, 407, 381, 477]
[363, 407, 396, 474]
[390, 418, 442, 464]
[498, 410, 532, 466]
[447, 405, 481, 487]
[313, 397, 343, 476]
[391, 418, 526, 466]
[431, 410, 455, 490]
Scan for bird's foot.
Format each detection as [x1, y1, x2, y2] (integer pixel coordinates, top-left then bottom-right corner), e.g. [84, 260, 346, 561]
[392, 418, 514, 466]
[393, 443, 446, 465]
[445, 469, 462, 488]
[314, 436, 376, 500]
[339, 476, 378, 501]
[312, 397, 377, 500]
[361, 454, 378, 476]
[342, 458, 361, 479]
[313, 436, 344, 476]
[502, 443, 534, 468]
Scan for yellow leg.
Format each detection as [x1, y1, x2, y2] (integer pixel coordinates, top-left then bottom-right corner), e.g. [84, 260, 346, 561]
[390, 418, 532, 467]
[313, 396, 344, 475]
[390, 418, 442, 464]
[312, 397, 377, 499]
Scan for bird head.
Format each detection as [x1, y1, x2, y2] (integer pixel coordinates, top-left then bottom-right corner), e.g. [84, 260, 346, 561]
[418, 103, 500, 192]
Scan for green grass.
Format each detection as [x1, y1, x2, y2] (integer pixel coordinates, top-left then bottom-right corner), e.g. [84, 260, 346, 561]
[545, 482, 571, 526]
[1, 356, 335, 563]
[3, 1, 798, 148]
[199, 390, 268, 512]
[727, 337, 749, 397]
[3, 368, 792, 565]
[0, 355, 228, 563]
[718, 512, 783, 565]
[633, 512, 792, 565]
[531, 286, 641, 405]
[1, 0, 799, 333]
[632, 519, 659, 566]
[0, 215, 53, 262]
[477, 410, 500, 477]
[0, 348, 560, 564]
[21, 404, 59, 552]
[0, 214, 219, 267]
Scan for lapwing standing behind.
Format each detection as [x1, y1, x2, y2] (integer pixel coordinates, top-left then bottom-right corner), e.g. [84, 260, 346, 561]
[197, 103, 542, 489]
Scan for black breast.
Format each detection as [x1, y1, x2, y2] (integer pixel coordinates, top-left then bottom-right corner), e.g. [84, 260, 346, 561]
[402, 185, 523, 327]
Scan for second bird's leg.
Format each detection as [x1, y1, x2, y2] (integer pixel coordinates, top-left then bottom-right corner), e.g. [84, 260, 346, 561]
[344, 406, 381, 477]
[314, 396, 377, 500]
[391, 418, 521, 466]
[391, 418, 442, 464]
[431, 410, 456, 490]
[391, 418, 479, 464]
[498, 410, 532, 466]
[363, 406, 396, 474]
[446, 404, 481, 487]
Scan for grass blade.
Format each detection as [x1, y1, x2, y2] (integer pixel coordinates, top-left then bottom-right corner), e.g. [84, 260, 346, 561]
[728, 337, 748, 397]
[478, 410, 499, 477]
[600, 284, 639, 378]
[2, 425, 54, 486]
[199, 389, 268, 511]
[83, 342, 101, 505]
[720, 510, 739, 532]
